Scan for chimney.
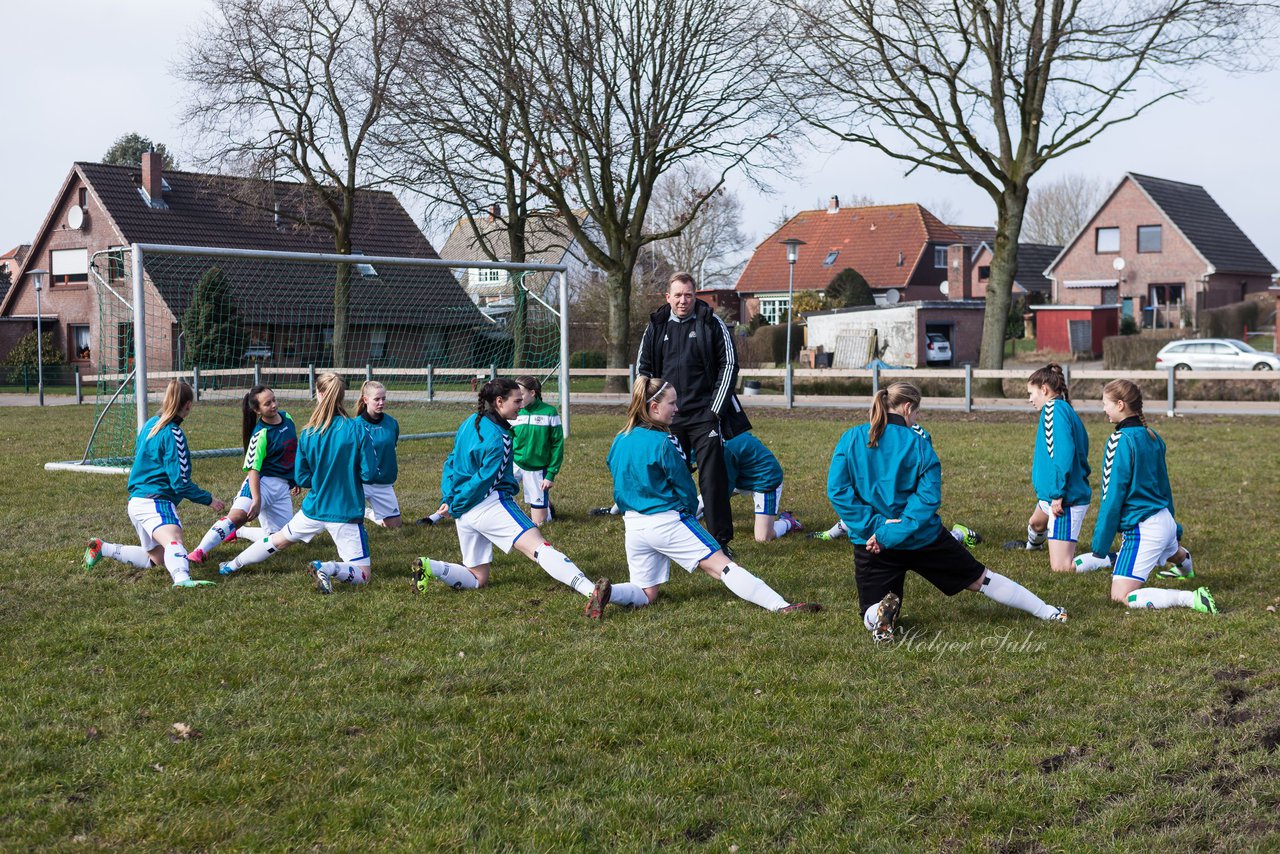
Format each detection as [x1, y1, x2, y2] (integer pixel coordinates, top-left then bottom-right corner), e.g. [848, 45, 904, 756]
[488, 203, 502, 222]
[946, 243, 973, 300]
[827, 195, 840, 214]
[141, 150, 163, 206]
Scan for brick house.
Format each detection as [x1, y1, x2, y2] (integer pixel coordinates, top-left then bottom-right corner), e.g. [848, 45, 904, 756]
[1044, 173, 1276, 328]
[1, 154, 479, 372]
[948, 226, 1060, 302]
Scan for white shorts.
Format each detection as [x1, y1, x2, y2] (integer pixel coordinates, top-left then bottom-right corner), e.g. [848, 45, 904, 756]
[753, 485, 783, 516]
[623, 510, 720, 588]
[232, 475, 295, 533]
[363, 483, 401, 520]
[128, 497, 182, 551]
[513, 465, 549, 508]
[456, 490, 536, 568]
[1036, 499, 1087, 543]
[1112, 507, 1180, 583]
[279, 510, 371, 566]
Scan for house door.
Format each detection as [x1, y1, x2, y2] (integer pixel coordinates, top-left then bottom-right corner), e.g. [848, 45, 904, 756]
[1067, 319, 1092, 355]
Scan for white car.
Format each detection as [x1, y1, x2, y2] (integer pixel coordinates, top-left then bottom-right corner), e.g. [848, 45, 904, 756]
[1154, 338, 1280, 371]
[925, 332, 952, 366]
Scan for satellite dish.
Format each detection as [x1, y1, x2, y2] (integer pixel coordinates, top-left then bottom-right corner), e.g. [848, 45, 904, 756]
[1112, 257, 1126, 271]
[939, 281, 949, 296]
[66, 206, 84, 230]
[885, 288, 901, 305]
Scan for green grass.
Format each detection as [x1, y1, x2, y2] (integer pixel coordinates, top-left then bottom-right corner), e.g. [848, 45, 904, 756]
[3, 403, 1280, 850]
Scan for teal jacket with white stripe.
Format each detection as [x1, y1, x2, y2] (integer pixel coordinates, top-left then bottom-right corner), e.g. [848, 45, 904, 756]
[441, 413, 518, 517]
[827, 414, 945, 550]
[356, 412, 400, 485]
[1031, 398, 1092, 506]
[127, 416, 214, 506]
[724, 431, 783, 494]
[1090, 417, 1176, 556]
[296, 416, 378, 523]
[607, 426, 699, 517]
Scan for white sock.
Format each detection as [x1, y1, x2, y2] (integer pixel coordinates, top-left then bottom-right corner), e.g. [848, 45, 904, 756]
[696, 495, 705, 520]
[608, 582, 650, 608]
[430, 559, 480, 590]
[1027, 524, 1047, 547]
[534, 544, 593, 596]
[980, 571, 1059, 619]
[773, 519, 791, 539]
[101, 541, 152, 569]
[428, 511, 447, 524]
[825, 522, 846, 539]
[318, 561, 370, 585]
[235, 525, 262, 541]
[863, 603, 879, 631]
[719, 562, 789, 611]
[1127, 588, 1194, 609]
[1074, 552, 1112, 573]
[196, 517, 236, 555]
[163, 541, 191, 584]
[1178, 551, 1193, 574]
[610, 504, 620, 515]
[229, 536, 276, 570]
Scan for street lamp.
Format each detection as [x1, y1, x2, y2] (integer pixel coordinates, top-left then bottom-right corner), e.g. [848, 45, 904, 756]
[27, 268, 48, 406]
[779, 238, 805, 408]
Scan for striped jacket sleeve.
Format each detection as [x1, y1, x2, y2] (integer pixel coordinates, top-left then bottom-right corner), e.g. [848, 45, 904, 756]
[1043, 401, 1075, 501]
[708, 313, 737, 417]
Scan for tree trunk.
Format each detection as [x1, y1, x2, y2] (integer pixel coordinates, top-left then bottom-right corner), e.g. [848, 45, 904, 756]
[604, 267, 634, 393]
[976, 187, 1029, 395]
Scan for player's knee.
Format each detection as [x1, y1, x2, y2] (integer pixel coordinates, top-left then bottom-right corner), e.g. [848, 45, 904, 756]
[754, 532, 771, 543]
[1050, 558, 1074, 573]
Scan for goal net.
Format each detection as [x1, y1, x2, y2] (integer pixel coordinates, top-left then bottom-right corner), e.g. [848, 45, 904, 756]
[49, 244, 568, 473]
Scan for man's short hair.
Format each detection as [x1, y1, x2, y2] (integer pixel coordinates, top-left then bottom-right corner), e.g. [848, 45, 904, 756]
[667, 272, 696, 292]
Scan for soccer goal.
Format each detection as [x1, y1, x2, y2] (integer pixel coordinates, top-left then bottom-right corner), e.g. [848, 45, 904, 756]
[46, 243, 571, 473]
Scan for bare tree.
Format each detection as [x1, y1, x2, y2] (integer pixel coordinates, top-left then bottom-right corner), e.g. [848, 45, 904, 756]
[495, 0, 793, 386]
[178, 0, 407, 366]
[648, 165, 750, 289]
[1023, 173, 1111, 246]
[785, 0, 1277, 383]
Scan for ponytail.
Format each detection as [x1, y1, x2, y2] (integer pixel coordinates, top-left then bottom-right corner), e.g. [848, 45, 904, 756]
[622, 376, 673, 434]
[149, 380, 194, 438]
[242, 384, 271, 450]
[475, 378, 520, 434]
[1028, 362, 1070, 402]
[867, 381, 922, 448]
[305, 372, 347, 433]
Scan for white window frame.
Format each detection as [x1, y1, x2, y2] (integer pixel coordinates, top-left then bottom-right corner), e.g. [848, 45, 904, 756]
[933, 246, 948, 268]
[1095, 227, 1120, 253]
[758, 297, 789, 325]
[1137, 225, 1162, 253]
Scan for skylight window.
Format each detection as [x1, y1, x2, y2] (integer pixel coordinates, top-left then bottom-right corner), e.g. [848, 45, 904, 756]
[823, 250, 839, 266]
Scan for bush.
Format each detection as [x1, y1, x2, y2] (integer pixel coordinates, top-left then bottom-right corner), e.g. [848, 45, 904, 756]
[4, 331, 65, 368]
[1102, 329, 1183, 370]
[569, 350, 605, 369]
[826, 268, 874, 307]
[1198, 297, 1273, 339]
[1119, 316, 1139, 335]
[767, 323, 803, 365]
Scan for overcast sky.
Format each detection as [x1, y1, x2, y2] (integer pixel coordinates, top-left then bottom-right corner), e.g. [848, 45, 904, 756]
[3, 0, 1277, 273]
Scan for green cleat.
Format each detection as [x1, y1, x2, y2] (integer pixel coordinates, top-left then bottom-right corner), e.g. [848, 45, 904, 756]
[1191, 587, 1218, 615]
[411, 557, 432, 594]
[173, 579, 215, 588]
[83, 538, 103, 571]
[951, 524, 982, 548]
[807, 531, 834, 541]
[1157, 550, 1194, 580]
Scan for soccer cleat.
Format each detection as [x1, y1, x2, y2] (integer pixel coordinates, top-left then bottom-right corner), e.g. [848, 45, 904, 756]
[411, 557, 432, 594]
[309, 561, 333, 595]
[779, 602, 822, 614]
[1157, 549, 1194, 580]
[951, 524, 982, 548]
[172, 579, 215, 588]
[807, 530, 834, 541]
[779, 511, 804, 533]
[1003, 540, 1045, 551]
[1046, 607, 1069, 623]
[1191, 586, 1218, 615]
[218, 562, 239, 576]
[720, 543, 736, 561]
[584, 577, 612, 619]
[83, 538, 104, 571]
[187, 548, 207, 565]
[589, 507, 613, 517]
[871, 592, 901, 643]
[414, 515, 435, 525]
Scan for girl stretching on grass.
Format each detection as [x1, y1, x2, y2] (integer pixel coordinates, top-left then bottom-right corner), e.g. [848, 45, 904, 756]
[722, 430, 803, 542]
[188, 385, 298, 564]
[217, 373, 378, 594]
[582, 377, 822, 619]
[511, 375, 563, 526]
[356, 381, 402, 529]
[828, 381, 1067, 642]
[1087, 379, 1213, 613]
[1003, 363, 1110, 574]
[411, 378, 597, 601]
[83, 380, 226, 588]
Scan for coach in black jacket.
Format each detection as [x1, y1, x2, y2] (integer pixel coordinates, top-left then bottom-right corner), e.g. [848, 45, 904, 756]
[636, 272, 751, 549]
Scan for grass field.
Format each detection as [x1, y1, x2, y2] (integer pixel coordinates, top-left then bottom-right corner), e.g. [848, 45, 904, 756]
[3, 401, 1279, 851]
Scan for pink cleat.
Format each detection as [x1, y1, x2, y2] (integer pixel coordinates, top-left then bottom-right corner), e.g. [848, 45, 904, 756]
[187, 548, 207, 564]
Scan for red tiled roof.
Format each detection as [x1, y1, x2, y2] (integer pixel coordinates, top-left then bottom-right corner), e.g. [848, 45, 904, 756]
[735, 204, 961, 294]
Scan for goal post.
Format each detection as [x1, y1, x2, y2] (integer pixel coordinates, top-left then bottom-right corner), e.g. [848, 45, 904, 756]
[46, 243, 571, 473]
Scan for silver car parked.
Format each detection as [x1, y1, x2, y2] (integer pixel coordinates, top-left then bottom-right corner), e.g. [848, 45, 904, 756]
[1154, 338, 1280, 371]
